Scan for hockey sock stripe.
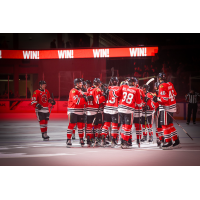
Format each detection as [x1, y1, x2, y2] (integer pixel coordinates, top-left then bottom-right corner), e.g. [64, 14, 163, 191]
[111, 133, 118, 139]
[170, 130, 178, 141]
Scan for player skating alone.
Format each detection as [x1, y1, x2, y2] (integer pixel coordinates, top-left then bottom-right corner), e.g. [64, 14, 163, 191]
[66, 78, 87, 147]
[31, 80, 56, 141]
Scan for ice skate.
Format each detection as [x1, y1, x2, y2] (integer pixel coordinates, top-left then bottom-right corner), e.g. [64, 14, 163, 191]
[42, 133, 50, 141]
[148, 136, 153, 143]
[121, 140, 130, 149]
[156, 139, 162, 148]
[140, 135, 147, 143]
[105, 138, 110, 146]
[87, 136, 92, 147]
[101, 136, 106, 147]
[80, 138, 85, 147]
[93, 137, 100, 147]
[72, 134, 76, 140]
[173, 137, 181, 149]
[66, 139, 72, 148]
[120, 138, 124, 148]
[162, 140, 173, 150]
[136, 139, 140, 148]
[111, 137, 118, 148]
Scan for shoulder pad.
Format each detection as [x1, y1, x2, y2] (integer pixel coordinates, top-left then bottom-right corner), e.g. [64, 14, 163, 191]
[159, 84, 164, 88]
[72, 88, 77, 93]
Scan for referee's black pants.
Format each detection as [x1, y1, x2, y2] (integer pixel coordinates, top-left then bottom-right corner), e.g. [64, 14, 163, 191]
[187, 103, 198, 123]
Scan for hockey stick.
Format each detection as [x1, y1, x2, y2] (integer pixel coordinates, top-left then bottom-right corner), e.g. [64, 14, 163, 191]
[143, 78, 155, 136]
[108, 67, 114, 86]
[166, 111, 193, 140]
[137, 108, 141, 147]
[49, 93, 54, 116]
[92, 102, 104, 148]
[146, 78, 155, 85]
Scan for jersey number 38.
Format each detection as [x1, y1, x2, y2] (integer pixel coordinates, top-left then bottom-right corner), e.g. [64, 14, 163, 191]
[122, 92, 134, 104]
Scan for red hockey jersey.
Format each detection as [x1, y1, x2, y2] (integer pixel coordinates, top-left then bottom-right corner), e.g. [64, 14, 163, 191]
[31, 89, 51, 113]
[134, 88, 145, 118]
[104, 86, 119, 114]
[113, 85, 142, 114]
[158, 82, 177, 112]
[86, 86, 106, 115]
[67, 88, 87, 115]
[142, 92, 156, 117]
[152, 92, 159, 110]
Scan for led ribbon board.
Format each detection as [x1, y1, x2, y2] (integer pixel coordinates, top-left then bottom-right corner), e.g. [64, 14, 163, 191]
[0, 47, 158, 59]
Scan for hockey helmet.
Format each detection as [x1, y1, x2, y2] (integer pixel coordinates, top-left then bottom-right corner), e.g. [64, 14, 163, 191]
[127, 77, 137, 83]
[143, 84, 150, 92]
[110, 77, 119, 86]
[120, 81, 126, 86]
[39, 80, 47, 85]
[157, 72, 166, 82]
[93, 78, 101, 85]
[74, 78, 83, 85]
[85, 80, 92, 85]
[82, 81, 87, 86]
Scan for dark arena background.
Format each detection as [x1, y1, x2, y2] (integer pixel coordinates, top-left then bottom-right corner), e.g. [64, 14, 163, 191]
[0, 33, 200, 167]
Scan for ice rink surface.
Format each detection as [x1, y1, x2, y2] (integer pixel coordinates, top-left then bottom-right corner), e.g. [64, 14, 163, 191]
[0, 113, 200, 166]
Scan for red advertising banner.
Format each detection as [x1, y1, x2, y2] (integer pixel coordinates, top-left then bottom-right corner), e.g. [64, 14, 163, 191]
[0, 47, 158, 59]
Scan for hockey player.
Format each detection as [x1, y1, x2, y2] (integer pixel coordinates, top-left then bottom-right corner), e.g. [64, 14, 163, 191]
[85, 80, 92, 88]
[66, 78, 87, 147]
[141, 84, 155, 144]
[71, 79, 86, 140]
[113, 77, 143, 149]
[82, 81, 87, 92]
[31, 80, 56, 141]
[101, 77, 120, 148]
[86, 78, 108, 147]
[133, 79, 144, 147]
[153, 82, 164, 147]
[120, 77, 130, 86]
[153, 72, 180, 149]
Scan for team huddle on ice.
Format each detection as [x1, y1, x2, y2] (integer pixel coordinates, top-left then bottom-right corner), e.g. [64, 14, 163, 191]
[31, 72, 181, 150]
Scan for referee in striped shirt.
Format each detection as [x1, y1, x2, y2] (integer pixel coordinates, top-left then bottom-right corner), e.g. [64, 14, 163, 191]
[185, 89, 200, 125]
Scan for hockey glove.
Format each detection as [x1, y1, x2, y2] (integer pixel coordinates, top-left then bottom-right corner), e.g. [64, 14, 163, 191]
[48, 99, 56, 105]
[103, 88, 110, 99]
[82, 87, 87, 92]
[36, 103, 42, 110]
[142, 105, 149, 112]
[51, 100, 56, 105]
[144, 96, 149, 102]
[82, 95, 88, 102]
[152, 96, 158, 102]
[87, 95, 94, 101]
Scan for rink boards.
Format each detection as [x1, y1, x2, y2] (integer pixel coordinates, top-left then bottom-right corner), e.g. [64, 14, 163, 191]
[0, 101, 200, 120]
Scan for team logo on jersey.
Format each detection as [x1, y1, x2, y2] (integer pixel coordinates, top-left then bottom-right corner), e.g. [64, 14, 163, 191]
[34, 92, 36, 94]
[41, 94, 48, 103]
[160, 85, 164, 88]
[72, 90, 75, 93]
[97, 89, 100, 92]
